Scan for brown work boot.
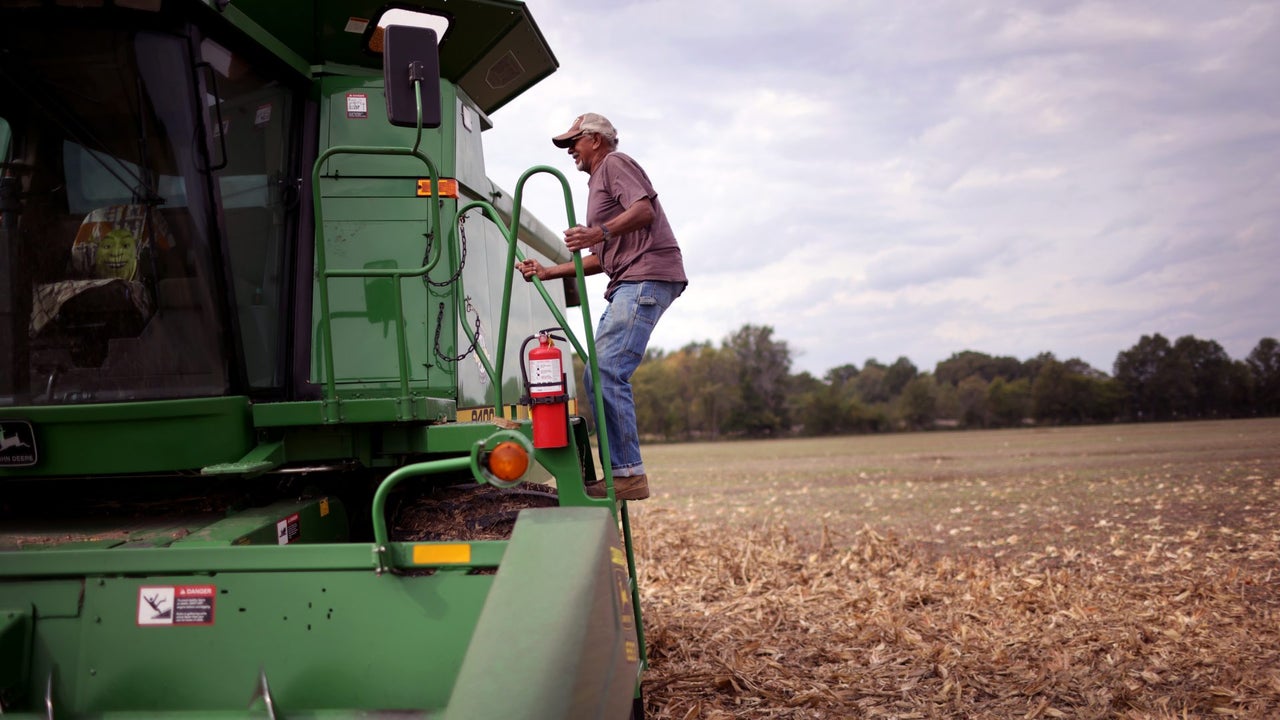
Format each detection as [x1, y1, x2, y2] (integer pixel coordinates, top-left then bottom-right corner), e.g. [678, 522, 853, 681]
[586, 474, 650, 501]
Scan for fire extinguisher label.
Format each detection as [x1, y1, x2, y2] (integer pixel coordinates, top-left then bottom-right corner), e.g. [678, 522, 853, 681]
[529, 359, 563, 393]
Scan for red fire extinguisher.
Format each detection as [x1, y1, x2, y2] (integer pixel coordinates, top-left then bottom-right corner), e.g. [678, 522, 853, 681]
[520, 329, 569, 449]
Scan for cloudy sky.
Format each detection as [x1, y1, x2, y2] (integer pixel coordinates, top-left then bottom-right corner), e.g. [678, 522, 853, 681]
[482, 0, 1279, 377]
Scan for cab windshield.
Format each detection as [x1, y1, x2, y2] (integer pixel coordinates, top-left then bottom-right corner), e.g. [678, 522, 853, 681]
[0, 20, 228, 406]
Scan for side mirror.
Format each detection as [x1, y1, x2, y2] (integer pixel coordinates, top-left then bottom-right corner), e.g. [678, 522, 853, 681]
[382, 25, 442, 129]
[0, 118, 11, 162]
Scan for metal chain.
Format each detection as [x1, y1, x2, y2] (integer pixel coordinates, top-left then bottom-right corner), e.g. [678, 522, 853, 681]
[434, 295, 482, 363]
[422, 213, 468, 288]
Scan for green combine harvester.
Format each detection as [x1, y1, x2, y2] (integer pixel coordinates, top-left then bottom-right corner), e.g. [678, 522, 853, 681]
[0, 1, 645, 717]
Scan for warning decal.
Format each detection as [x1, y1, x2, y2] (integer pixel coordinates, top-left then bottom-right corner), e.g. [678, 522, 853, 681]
[138, 585, 215, 626]
[529, 358, 563, 394]
[346, 93, 368, 119]
[277, 513, 300, 545]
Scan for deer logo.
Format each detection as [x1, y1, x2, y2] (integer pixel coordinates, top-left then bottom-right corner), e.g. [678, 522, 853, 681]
[0, 422, 37, 467]
[0, 431, 31, 452]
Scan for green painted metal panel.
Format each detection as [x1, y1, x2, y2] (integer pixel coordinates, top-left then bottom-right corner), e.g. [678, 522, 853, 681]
[445, 507, 639, 720]
[0, 540, 508, 580]
[199, 440, 284, 477]
[0, 545, 378, 579]
[0, 518, 636, 716]
[174, 497, 348, 546]
[454, 200, 501, 410]
[226, 1, 558, 114]
[22, 570, 492, 715]
[0, 581, 84, 618]
[321, 78, 452, 179]
[0, 607, 32, 698]
[312, 212, 449, 388]
[210, 2, 316, 75]
[0, 398, 253, 477]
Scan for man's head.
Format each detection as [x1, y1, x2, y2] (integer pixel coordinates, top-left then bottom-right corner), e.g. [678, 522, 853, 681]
[552, 113, 618, 174]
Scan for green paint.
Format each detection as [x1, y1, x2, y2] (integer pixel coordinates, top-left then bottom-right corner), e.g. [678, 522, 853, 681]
[1, 2, 643, 715]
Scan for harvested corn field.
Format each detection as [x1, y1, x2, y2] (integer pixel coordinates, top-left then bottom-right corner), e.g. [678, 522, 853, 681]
[629, 418, 1280, 719]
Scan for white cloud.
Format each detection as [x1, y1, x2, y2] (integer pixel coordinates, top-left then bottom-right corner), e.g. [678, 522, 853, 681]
[481, 0, 1280, 375]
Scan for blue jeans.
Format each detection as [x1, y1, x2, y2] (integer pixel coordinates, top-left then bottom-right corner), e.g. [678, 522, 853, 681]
[583, 280, 682, 477]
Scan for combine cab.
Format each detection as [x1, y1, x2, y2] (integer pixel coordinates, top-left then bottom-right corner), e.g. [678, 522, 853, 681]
[0, 1, 644, 717]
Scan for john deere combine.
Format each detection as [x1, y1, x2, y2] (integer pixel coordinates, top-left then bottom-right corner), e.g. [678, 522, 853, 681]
[0, 1, 644, 717]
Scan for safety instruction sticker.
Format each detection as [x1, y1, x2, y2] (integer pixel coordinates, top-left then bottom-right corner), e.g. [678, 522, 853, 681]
[277, 513, 300, 545]
[346, 93, 368, 119]
[138, 585, 216, 626]
[529, 359, 563, 394]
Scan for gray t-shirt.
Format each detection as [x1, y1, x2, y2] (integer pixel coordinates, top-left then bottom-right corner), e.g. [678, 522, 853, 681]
[585, 152, 687, 300]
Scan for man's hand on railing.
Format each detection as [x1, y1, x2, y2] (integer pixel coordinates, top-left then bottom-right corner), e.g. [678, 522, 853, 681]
[516, 258, 547, 281]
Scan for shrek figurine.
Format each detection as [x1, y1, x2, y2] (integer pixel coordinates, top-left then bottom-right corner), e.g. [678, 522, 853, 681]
[92, 226, 139, 281]
[29, 205, 155, 339]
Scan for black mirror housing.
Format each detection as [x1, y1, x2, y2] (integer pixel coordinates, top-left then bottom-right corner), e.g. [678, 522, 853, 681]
[383, 25, 442, 129]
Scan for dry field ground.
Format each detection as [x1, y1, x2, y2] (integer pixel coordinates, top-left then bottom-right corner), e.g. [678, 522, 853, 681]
[627, 418, 1280, 719]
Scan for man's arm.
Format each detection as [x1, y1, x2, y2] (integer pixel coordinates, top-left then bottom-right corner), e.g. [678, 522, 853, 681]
[516, 253, 602, 282]
[563, 197, 655, 252]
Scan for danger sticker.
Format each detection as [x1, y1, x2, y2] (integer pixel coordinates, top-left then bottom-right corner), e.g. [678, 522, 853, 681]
[346, 93, 368, 119]
[277, 513, 300, 545]
[138, 585, 215, 626]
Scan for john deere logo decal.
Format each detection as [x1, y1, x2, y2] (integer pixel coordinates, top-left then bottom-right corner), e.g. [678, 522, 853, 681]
[0, 421, 37, 467]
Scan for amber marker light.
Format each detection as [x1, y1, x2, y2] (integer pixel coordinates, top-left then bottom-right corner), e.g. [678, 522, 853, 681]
[416, 178, 459, 198]
[486, 440, 530, 483]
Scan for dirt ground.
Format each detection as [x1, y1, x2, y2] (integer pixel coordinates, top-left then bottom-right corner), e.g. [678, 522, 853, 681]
[634, 419, 1280, 558]
[628, 419, 1280, 718]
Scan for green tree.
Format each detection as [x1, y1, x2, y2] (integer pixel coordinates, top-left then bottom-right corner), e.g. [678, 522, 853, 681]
[571, 352, 594, 431]
[794, 371, 844, 436]
[936, 351, 1024, 386]
[987, 377, 1030, 427]
[898, 374, 938, 430]
[724, 324, 792, 436]
[1031, 359, 1093, 423]
[1169, 335, 1233, 418]
[935, 382, 960, 423]
[632, 348, 679, 438]
[884, 356, 918, 397]
[1247, 337, 1280, 415]
[824, 363, 859, 388]
[663, 345, 698, 438]
[853, 364, 889, 404]
[1114, 333, 1175, 420]
[957, 375, 990, 428]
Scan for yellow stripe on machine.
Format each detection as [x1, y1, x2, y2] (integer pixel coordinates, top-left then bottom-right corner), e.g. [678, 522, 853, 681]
[448, 399, 573, 422]
[412, 543, 472, 565]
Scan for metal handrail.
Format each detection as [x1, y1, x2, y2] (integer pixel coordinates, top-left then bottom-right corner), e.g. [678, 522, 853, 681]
[448, 168, 614, 492]
[506, 166, 614, 492]
[309, 83, 445, 422]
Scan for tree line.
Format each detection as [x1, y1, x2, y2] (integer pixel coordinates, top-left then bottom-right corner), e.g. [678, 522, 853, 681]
[572, 327, 1280, 440]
